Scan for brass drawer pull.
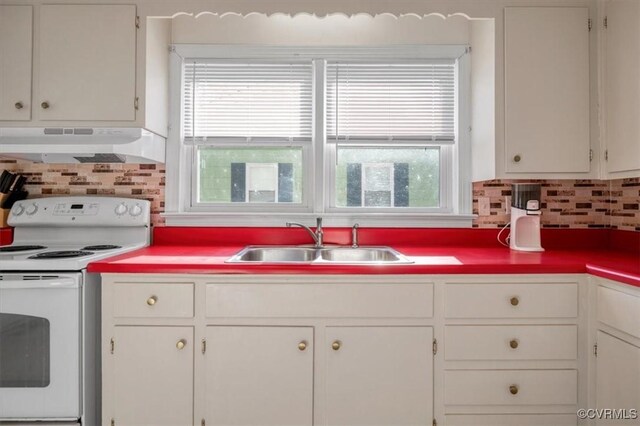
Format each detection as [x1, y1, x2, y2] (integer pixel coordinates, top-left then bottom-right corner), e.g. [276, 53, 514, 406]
[513, 154, 521, 163]
[41, 101, 50, 109]
[146, 295, 158, 306]
[176, 339, 187, 350]
[509, 385, 519, 395]
[298, 341, 307, 351]
[332, 340, 341, 351]
[509, 339, 519, 349]
[15, 102, 23, 110]
[510, 296, 520, 306]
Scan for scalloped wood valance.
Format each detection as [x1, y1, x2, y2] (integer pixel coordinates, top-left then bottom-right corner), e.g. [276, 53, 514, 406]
[142, 0, 496, 20]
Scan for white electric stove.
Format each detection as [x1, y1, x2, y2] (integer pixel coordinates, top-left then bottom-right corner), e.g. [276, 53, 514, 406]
[0, 196, 151, 425]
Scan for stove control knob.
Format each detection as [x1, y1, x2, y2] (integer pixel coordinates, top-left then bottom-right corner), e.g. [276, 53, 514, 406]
[129, 204, 143, 217]
[114, 203, 128, 216]
[25, 203, 38, 216]
[12, 203, 25, 216]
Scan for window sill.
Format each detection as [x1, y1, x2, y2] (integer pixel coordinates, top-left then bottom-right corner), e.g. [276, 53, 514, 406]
[162, 212, 475, 228]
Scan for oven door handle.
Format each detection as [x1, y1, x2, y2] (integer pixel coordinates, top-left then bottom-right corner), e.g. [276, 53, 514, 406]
[0, 277, 79, 289]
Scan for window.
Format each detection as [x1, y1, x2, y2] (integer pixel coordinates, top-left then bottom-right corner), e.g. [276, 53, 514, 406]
[168, 46, 471, 226]
[184, 61, 312, 208]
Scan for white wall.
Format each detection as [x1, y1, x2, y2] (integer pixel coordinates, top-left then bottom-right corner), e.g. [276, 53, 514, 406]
[171, 13, 471, 45]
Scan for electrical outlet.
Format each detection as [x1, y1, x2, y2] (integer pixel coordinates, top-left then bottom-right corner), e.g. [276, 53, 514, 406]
[505, 196, 511, 214]
[478, 197, 490, 216]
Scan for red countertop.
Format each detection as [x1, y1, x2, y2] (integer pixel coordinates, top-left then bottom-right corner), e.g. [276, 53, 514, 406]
[88, 227, 640, 287]
[0, 227, 13, 246]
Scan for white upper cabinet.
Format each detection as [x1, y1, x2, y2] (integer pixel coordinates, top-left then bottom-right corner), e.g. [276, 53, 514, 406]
[38, 5, 137, 121]
[0, 5, 32, 121]
[602, 0, 640, 177]
[504, 7, 590, 174]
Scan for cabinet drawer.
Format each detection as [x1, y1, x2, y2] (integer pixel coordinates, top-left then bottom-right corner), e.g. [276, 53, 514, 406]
[446, 414, 577, 425]
[206, 283, 433, 318]
[597, 286, 640, 339]
[444, 370, 577, 407]
[445, 283, 577, 318]
[113, 283, 194, 318]
[445, 325, 577, 361]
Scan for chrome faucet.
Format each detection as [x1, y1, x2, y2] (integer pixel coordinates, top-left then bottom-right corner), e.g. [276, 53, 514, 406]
[286, 217, 324, 248]
[351, 223, 360, 248]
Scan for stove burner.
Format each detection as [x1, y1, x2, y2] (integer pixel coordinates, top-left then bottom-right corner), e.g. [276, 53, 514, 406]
[29, 250, 94, 259]
[0, 245, 47, 253]
[81, 245, 122, 251]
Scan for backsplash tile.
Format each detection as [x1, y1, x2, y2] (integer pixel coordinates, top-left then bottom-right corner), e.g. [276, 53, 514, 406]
[0, 159, 165, 226]
[473, 178, 640, 232]
[1, 159, 639, 231]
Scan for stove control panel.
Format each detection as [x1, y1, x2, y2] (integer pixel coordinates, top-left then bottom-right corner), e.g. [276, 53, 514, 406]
[54, 202, 99, 216]
[8, 197, 151, 227]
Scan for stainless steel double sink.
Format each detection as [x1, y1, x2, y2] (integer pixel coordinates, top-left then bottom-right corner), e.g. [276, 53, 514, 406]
[226, 246, 414, 265]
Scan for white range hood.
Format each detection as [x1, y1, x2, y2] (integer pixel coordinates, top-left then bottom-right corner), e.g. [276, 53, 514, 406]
[0, 128, 166, 163]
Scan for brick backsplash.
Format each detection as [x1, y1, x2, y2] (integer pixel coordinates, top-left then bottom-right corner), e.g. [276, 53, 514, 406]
[1, 159, 639, 231]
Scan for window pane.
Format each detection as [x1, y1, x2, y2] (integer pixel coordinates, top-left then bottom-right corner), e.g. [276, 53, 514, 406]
[198, 147, 303, 204]
[326, 62, 456, 142]
[335, 147, 440, 208]
[184, 62, 313, 140]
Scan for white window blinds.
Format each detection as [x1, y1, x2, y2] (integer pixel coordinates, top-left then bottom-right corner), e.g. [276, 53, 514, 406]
[183, 62, 313, 142]
[326, 61, 456, 143]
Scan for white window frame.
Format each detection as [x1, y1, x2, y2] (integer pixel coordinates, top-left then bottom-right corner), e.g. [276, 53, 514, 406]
[165, 45, 473, 227]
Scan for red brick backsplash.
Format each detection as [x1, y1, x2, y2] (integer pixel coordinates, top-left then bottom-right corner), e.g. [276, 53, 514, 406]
[1, 159, 638, 231]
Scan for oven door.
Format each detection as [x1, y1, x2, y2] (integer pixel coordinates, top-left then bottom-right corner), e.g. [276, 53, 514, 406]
[0, 274, 81, 420]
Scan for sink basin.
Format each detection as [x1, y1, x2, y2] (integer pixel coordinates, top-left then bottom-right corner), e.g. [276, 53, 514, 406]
[228, 247, 317, 263]
[318, 247, 412, 264]
[226, 246, 413, 264]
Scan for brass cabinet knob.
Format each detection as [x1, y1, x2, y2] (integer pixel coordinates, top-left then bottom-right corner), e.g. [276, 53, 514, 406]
[510, 296, 520, 306]
[509, 385, 519, 395]
[14, 102, 23, 110]
[509, 339, 519, 349]
[298, 341, 307, 351]
[332, 340, 341, 351]
[513, 154, 521, 163]
[176, 339, 186, 350]
[41, 101, 50, 109]
[146, 295, 158, 306]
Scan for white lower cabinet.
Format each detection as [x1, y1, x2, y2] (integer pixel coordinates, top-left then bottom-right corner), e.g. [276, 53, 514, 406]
[446, 414, 577, 425]
[595, 280, 640, 426]
[109, 326, 194, 426]
[104, 274, 640, 426]
[325, 327, 433, 426]
[204, 326, 314, 426]
[596, 331, 640, 426]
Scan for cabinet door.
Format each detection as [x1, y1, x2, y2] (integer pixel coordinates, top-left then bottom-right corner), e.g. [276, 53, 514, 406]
[596, 331, 640, 425]
[205, 326, 314, 426]
[0, 5, 32, 121]
[604, 0, 640, 174]
[325, 326, 433, 426]
[110, 326, 193, 426]
[504, 7, 590, 173]
[39, 5, 136, 121]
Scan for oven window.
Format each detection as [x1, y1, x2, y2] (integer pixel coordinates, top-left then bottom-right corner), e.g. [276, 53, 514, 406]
[0, 313, 50, 387]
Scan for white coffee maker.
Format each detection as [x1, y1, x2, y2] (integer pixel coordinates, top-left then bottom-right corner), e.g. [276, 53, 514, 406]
[510, 183, 544, 252]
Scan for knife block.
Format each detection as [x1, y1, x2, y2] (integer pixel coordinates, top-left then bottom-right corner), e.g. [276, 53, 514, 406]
[0, 193, 9, 228]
